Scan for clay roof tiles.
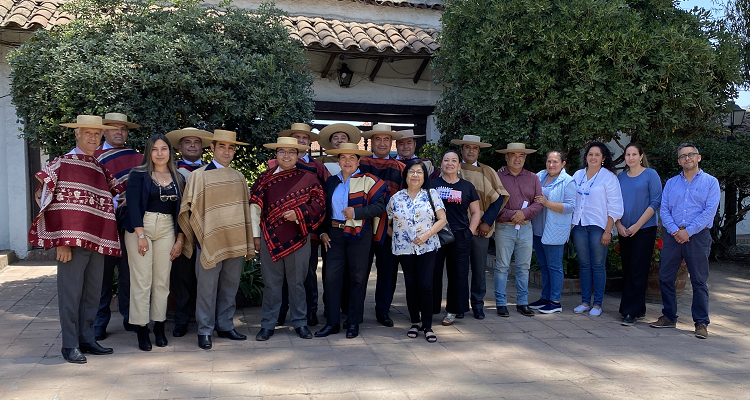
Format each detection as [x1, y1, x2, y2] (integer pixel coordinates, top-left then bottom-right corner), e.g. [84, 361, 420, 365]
[0, 1, 441, 55]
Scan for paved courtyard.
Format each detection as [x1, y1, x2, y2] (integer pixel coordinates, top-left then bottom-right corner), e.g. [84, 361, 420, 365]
[0, 259, 749, 399]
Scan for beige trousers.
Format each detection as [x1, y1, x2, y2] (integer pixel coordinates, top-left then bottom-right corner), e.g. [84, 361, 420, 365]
[125, 212, 175, 325]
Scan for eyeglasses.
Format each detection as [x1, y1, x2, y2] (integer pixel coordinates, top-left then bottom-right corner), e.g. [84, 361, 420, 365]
[158, 183, 177, 202]
[677, 152, 698, 161]
[277, 150, 298, 156]
[407, 170, 424, 176]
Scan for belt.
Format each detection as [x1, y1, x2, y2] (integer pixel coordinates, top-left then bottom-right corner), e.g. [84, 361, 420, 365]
[501, 221, 528, 226]
[331, 220, 347, 229]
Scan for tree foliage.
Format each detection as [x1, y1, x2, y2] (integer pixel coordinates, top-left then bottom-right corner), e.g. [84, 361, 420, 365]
[9, 0, 314, 175]
[433, 0, 743, 168]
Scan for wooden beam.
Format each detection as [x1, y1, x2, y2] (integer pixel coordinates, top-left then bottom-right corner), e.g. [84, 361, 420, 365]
[413, 58, 431, 84]
[313, 111, 427, 125]
[369, 57, 384, 82]
[315, 101, 435, 116]
[321, 53, 337, 78]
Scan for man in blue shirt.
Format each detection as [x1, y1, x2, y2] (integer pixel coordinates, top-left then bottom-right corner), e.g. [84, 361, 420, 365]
[650, 143, 720, 340]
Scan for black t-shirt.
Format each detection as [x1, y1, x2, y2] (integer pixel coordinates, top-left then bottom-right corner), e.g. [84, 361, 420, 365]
[429, 177, 479, 231]
[147, 180, 179, 216]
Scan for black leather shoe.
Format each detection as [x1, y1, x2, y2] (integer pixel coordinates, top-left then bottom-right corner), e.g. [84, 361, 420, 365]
[256, 328, 274, 341]
[496, 306, 509, 317]
[198, 334, 212, 350]
[123, 321, 137, 332]
[456, 312, 465, 319]
[276, 312, 287, 327]
[343, 320, 351, 329]
[61, 347, 87, 364]
[473, 309, 485, 320]
[314, 324, 340, 337]
[346, 324, 360, 338]
[376, 314, 394, 327]
[153, 321, 168, 347]
[79, 341, 113, 355]
[217, 329, 247, 340]
[94, 326, 107, 341]
[173, 324, 188, 337]
[307, 313, 319, 327]
[516, 305, 535, 317]
[295, 326, 313, 339]
[136, 325, 152, 351]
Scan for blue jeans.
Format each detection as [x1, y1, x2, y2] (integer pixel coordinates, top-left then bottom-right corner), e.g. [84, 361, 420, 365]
[659, 229, 711, 325]
[571, 224, 607, 307]
[532, 235, 564, 302]
[493, 223, 533, 306]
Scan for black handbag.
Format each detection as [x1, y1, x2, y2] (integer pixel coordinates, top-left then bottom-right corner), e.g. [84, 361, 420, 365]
[426, 189, 455, 246]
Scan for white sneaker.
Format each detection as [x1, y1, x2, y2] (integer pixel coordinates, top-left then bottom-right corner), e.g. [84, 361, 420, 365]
[573, 304, 591, 314]
[589, 307, 602, 317]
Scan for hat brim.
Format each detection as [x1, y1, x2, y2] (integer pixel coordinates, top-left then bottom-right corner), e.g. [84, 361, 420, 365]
[278, 130, 320, 142]
[214, 138, 250, 146]
[450, 139, 492, 148]
[496, 149, 537, 154]
[396, 135, 426, 141]
[325, 148, 372, 157]
[166, 129, 213, 148]
[60, 123, 120, 130]
[263, 143, 311, 151]
[361, 131, 404, 140]
[102, 120, 141, 129]
[318, 124, 362, 150]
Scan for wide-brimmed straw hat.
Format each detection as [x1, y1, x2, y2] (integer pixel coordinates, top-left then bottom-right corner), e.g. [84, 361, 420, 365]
[102, 112, 140, 129]
[166, 127, 213, 148]
[450, 134, 491, 148]
[318, 123, 362, 150]
[361, 124, 405, 140]
[395, 129, 426, 142]
[278, 123, 320, 142]
[60, 115, 120, 130]
[496, 143, 537, 154]
[212, 129, 249, 146]
[325, 142, 372, 157]
[263, 136, 311, 151]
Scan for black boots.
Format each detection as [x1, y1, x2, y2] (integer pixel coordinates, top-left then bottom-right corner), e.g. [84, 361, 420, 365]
[153, 321, 168, 347]
[137, 325, 152, 351]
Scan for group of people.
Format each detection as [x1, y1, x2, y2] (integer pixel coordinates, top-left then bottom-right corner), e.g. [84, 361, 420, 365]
[28, 113, 720, 363]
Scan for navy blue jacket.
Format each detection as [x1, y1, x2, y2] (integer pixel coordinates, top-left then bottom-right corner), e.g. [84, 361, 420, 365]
[124, 170, 183, 234]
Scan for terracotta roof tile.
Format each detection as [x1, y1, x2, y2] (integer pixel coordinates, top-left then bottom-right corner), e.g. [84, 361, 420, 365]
[0, 1, 441, 55]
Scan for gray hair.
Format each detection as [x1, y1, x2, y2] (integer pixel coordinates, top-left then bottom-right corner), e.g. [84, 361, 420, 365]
[676, 143, 699, 157]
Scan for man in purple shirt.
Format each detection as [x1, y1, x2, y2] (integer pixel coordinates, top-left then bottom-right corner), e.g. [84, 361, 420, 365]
[650, 143, 719, 340]
[481, 143, 542, 317]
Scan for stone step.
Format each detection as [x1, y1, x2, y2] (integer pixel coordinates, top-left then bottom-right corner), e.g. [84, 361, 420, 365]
[0, 250, 18, 270]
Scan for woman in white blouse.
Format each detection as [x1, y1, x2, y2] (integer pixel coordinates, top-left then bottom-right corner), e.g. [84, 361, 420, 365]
[571, 142, 624, 316]
[387, 159, 447, 342]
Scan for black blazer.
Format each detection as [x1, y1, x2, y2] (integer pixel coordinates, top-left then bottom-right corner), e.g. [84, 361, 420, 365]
[123, 170, 183, 234]
[319, 174, 385, 236]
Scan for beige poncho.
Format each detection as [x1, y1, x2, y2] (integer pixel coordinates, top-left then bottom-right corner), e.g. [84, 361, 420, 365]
[178, 166, 255, 269]
[461, 162, 510, 232]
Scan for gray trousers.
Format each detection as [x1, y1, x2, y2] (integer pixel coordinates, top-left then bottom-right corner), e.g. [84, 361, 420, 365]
[470, 235, 490, 311]
[58, 247, 105, 348]
[195, 248, 243, 335]
[259, 237, 310, 330]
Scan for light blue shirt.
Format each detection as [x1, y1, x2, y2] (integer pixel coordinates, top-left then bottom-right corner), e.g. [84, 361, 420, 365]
[661, 169, 720, 236]
[300, 154, 310, 163]
[212, 160, 225, 169]
[332, 168, 360, 221]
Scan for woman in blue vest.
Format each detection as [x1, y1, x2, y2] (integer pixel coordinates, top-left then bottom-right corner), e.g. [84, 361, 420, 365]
[528, 151, 576, 314]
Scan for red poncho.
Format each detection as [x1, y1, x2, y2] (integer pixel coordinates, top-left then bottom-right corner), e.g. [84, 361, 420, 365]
[28, 154, 122, 256]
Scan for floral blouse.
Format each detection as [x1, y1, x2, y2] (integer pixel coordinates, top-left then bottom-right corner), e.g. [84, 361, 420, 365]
[386, 188, 445, 256]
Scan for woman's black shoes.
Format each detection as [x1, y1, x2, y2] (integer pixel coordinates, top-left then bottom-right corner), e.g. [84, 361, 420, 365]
[137, 325, 152, 351]
[153, 321, 168, 347]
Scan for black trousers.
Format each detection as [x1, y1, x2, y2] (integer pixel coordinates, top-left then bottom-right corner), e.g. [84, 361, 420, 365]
[95, 236, 130, 329]
[280, 241, 321, 317]
[368, 235, 398, 317]
[399, 250, 437, 330]
[618, 226, 658, 317]
[170, 251, 198, 325]
[325, 227, 373, 325]
[434, 228, 472, 314]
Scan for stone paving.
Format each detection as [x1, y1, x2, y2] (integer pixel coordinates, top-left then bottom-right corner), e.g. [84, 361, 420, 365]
[0, 260, 749, 399]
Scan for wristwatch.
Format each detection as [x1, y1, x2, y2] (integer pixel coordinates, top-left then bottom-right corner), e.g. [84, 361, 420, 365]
[138, 234, 146, 239]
